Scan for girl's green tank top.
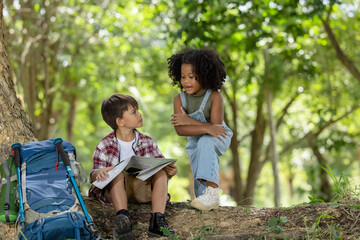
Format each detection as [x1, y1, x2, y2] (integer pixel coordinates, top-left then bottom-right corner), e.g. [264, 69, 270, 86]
[183, 90, 211, 122]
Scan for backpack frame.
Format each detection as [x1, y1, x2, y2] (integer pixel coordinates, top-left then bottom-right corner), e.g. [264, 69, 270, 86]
[12, 138, 99, 240]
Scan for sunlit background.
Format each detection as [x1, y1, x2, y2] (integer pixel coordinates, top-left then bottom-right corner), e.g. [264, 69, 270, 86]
[3, 0, 360, 208]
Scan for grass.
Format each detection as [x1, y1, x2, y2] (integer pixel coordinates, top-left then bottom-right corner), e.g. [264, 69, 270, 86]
[190, 224, 214, 240]
[322, 164, 359, 203]
[303, 164, 360, 239]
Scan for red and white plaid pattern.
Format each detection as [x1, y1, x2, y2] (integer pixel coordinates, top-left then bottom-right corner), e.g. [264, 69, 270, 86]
[90, 129, 164, 176]
[88, 130, 165, 206]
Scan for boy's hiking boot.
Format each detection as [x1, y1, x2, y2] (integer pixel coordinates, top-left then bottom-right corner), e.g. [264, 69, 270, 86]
[113, 209, 134, 240]
[148, 212, 176, 238]
[190, 186, 219, 211]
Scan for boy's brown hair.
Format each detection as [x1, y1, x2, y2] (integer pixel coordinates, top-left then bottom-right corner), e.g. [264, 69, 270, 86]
[101, 94, 139, 130]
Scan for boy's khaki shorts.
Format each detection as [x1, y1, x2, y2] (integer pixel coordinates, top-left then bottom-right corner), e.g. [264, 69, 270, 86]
[104, 171, 152, 204]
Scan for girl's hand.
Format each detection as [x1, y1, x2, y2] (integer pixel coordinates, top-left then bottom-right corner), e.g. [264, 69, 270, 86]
[94, 166, 114, 182]
[207, 124, 227, 140]
[164, 163, 177, 178]
[171, 107, 190, 126]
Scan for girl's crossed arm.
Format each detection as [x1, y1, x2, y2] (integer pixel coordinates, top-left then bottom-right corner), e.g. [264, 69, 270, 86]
[171, 92, 227, 140]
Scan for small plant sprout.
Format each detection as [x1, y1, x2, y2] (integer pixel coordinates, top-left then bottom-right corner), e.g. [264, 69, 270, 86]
[266, 216, 288, 234]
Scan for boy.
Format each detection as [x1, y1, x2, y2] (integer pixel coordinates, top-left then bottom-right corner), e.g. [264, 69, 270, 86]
[88, 94, 177, 239]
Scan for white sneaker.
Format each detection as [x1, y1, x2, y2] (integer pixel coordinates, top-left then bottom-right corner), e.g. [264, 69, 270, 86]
[190, 186, 219, 211]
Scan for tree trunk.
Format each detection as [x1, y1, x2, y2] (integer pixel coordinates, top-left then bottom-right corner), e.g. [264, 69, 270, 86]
[288, 166, 294, 199]
[223, 94, 242, 204]
[243, 88, 266, 205]
[188, 164, 195, 200]
[67, 95, 78, 142]
[229, 131, 242, 204]
[10, 1, 60, 140]
[18, 1, 38, 127]
[306, 132, 332, 201]
[357, 146, 360, 175]
[0, 2, 36, 163]
[263, 48, 281, 207]
[265, 87, 281, 207]
[19, 47, 36, 124]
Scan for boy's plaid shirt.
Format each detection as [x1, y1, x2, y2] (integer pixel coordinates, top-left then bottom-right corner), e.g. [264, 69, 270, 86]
[90, 129, 164, 178]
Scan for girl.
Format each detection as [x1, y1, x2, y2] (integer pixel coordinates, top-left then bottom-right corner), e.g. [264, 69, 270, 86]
[168, 48, 233, 211]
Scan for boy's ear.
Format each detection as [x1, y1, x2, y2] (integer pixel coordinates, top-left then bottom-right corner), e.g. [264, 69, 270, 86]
[116, 117, 124, 127]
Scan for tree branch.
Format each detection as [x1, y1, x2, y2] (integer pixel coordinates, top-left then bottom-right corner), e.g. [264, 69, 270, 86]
[325, 4, 333, 23]
[276, 92, 300, 129]
[261, 92, 300, 164]
[281, 105, 359, 155]
[238, 132, 251, 145]
[320, 11, 360, 83]
[314, 105, 359, 136]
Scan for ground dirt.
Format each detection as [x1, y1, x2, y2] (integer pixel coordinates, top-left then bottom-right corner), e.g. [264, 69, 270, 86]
[1, 197, 360, 240]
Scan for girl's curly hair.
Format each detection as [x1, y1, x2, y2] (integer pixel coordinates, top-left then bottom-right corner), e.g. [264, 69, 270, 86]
[167, 48, 226, 91]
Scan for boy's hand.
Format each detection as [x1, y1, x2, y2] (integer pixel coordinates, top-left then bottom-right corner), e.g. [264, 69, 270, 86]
[164, 163, 177, 178]
[171, 107, 190, 126]
[94, 166, 114, 182]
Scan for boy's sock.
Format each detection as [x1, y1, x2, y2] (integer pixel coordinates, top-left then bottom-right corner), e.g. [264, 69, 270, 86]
[113, 209, 134, 240]
[148, 212, 176, 238]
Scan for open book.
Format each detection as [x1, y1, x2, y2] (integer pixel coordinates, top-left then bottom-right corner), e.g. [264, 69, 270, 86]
[92, 156, 177, 189]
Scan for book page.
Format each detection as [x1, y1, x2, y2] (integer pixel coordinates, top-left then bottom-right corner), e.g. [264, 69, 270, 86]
[136, 160, 176, 181]
[124, 157, 175, 172]
[92, 156, 132, 189]
[92, 156, 177, 189]
[124, 157, 176, 180]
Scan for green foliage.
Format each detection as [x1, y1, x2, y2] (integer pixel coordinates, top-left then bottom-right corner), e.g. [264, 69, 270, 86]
[191, 225, 214, 240]
[4, 0, 360, 208]
[266, 216, 288, 234]
[160, 227, 179, 240]
[330, 225, 341, 240]
[308, 194, 325, 204]
[305, 213, 335, 239]
[314, 214, 334, 230]
[322, 163, 359, 202]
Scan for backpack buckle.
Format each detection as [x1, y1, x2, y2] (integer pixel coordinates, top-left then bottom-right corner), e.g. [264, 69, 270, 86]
[4, 203, 9, 210]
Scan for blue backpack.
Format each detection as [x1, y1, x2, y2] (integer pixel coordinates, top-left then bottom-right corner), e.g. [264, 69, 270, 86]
[12, 138, 99, 240]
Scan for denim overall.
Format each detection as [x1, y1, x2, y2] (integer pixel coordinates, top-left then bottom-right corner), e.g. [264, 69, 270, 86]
[180, 90, 233, 197]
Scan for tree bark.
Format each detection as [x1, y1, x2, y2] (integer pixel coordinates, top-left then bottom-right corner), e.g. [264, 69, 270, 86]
[223, 89, 243, 204]
[243, 88, 266, 206]
[265, 87, 281, 207]
[263, 48, 281, 207]
[67, 94, 78, 142]
[18, 1, 39, 127]
[306, 132, 332, 201]
[10, 1, 60, 140]
[0, 2, 36, 163]
[188, 164, 195, 200]
[321, 10, 360, 84]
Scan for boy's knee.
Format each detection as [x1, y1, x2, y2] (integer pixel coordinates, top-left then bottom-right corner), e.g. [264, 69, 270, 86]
[109, 172, 125, 187]
[154, 169, 167, 178]
[152, 169, 168, 183]
[114, 172, 125, 180]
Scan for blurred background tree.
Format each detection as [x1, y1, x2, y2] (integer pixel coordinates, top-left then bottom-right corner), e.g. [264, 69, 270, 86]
[2, 0, 360, 207]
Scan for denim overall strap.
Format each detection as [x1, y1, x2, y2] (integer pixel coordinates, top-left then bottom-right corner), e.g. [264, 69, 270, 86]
[180, 91, 186, 110]
[183, 89, 233, 197]
[199, 90, 211, 113]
